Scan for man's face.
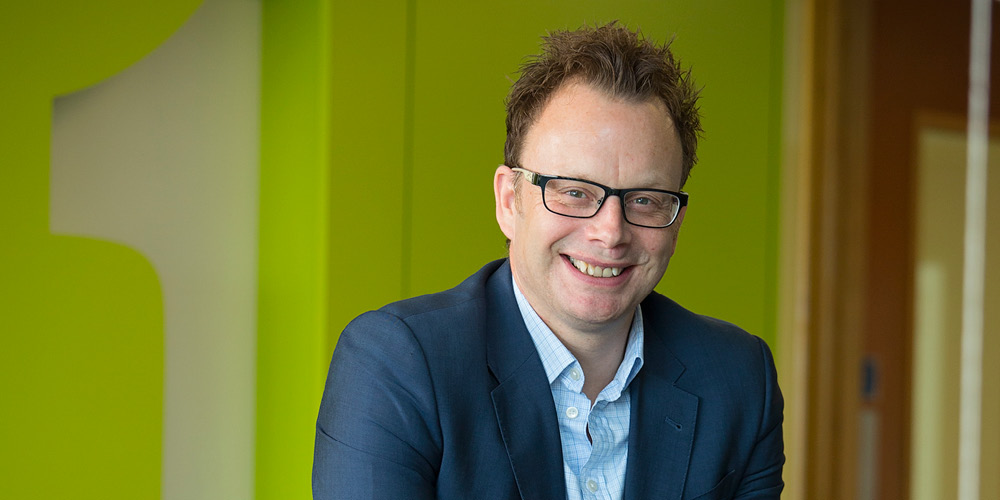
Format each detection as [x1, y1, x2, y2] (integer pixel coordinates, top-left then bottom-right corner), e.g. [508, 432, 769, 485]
[494, 82, 686, 335]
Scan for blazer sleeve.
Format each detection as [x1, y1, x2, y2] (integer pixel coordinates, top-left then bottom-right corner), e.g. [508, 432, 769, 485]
[313, 310, 442, 500]
[733, 336, 785, 499]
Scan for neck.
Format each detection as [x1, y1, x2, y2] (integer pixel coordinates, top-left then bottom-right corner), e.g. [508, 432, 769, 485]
[549, 315, 632, 404]
[508, 267, 634, 403]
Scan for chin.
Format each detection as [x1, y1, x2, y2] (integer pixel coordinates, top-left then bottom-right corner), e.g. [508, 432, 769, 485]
[570, 298, 633, 326]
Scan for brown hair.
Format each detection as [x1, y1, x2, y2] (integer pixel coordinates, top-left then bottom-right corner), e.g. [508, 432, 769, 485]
[504, 21, 702, 187]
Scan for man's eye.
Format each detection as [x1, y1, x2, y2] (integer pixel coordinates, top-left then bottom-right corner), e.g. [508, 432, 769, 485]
[565, 189, 587, 199]
[632, 196, 651, 206]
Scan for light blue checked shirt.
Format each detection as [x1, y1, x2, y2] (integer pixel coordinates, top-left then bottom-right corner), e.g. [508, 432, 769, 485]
[512, 279, 644, 500]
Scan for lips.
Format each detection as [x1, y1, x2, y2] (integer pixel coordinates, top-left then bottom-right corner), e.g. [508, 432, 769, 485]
[567, 256, 622, 278]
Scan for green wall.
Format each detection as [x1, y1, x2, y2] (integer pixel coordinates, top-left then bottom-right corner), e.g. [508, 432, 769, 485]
[259, 0, 783, 498]
[256, 0, 333, 498]
[315, 1, 784, 336]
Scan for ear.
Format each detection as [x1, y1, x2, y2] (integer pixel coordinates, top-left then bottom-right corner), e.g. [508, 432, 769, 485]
[494, 165, 518, 241]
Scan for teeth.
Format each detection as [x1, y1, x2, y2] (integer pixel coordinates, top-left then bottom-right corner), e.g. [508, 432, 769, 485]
[569, 257, 622, 278]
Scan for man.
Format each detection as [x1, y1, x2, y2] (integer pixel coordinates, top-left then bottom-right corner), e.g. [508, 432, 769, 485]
[314, 22, 783, 499]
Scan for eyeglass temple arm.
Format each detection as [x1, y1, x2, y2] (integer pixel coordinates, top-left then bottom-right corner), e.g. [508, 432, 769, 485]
[508, 166, 538, 184]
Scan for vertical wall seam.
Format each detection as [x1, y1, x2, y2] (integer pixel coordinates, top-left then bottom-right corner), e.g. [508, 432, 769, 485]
[318, 0, 333, 366]
[400, 0, 416, 298]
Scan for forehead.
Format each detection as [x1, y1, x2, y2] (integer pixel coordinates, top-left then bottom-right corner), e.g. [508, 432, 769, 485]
[521, 82, 682, 189]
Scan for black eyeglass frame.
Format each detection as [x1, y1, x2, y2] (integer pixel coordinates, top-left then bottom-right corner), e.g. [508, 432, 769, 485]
[510, 166, 689, 229]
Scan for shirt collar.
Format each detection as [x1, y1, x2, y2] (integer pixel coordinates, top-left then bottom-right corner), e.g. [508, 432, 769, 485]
[511, 274, 644, 395]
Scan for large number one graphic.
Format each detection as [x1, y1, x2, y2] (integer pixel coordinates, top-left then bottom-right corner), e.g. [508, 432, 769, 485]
[1, 3, 200, 497]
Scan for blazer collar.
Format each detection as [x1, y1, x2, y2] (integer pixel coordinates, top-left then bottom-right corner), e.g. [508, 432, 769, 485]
[485, 260, 566, 500]
[623, 297, 699, 500]
[482, 262, 700, 500]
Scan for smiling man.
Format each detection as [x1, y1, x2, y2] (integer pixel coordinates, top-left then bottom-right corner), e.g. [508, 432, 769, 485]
[314, 23, 784, 500]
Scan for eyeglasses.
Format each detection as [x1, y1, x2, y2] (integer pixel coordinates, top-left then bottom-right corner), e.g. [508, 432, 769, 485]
[510, 167, 688, 228]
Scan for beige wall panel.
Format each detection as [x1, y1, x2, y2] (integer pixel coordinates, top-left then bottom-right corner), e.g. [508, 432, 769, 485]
[911, 126, 999, 500]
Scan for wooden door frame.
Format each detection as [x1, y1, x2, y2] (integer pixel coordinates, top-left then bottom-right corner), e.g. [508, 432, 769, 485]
[779, 0, 873, 498]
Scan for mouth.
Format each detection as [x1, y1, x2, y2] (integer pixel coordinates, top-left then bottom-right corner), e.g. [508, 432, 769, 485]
[567, 256, 623, 278]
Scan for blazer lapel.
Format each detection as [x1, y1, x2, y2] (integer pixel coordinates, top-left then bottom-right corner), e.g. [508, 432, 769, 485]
[623, 314, 699, 500]
[485, 262, 566, 500]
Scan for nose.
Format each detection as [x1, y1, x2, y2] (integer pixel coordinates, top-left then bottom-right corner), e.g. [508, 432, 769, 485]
[585, 195, 630, 247]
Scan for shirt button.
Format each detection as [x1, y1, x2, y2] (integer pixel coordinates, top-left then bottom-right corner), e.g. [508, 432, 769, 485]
[566, 406, 579, 419]
[586, 479, 599, 492]
[569, 368, 582, 381]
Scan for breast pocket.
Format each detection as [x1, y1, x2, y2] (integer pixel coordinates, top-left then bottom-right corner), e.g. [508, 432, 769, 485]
[688, 469, 737, 500]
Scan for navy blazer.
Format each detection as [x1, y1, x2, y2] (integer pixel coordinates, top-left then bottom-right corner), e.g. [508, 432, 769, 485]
[314, 259, 783, 499]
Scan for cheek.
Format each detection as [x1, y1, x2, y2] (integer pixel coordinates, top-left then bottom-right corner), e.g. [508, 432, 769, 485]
[530, 211, 574, 239]
[515, 211, 564, 259]
[642, 233, 677, 260]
